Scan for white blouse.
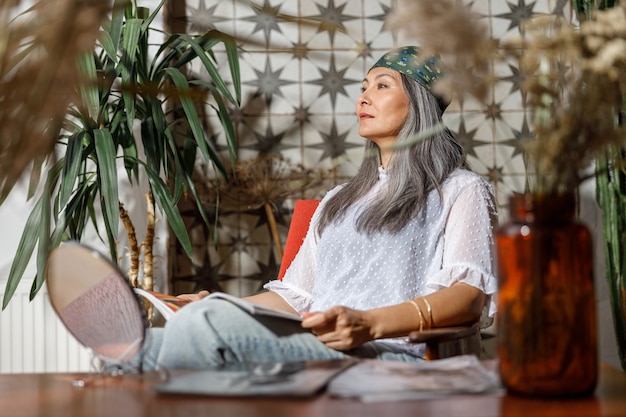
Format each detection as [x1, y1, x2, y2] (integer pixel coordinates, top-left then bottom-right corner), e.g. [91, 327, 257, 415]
[264, 167, 498, 356]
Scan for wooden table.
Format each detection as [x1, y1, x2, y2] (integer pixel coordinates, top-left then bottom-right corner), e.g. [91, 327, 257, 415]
[0, 363, 624, 417]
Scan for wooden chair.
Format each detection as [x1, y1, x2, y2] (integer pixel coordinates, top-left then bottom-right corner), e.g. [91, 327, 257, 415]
[279, 199, 483, 360]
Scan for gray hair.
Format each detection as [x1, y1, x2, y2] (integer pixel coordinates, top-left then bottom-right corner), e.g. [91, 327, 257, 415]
[316, 74, 465, 236]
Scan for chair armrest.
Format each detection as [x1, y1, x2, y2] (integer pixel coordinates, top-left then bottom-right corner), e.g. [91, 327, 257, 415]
[408, 324, 481, 360]
[408, 325, 478, 343]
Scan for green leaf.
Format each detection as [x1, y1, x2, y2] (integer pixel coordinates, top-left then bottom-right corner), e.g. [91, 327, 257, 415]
[149, 34, 182, 78]
[164, 68, 212, 163]
[2, 197, 43, 309]
[26, 153, 47, 200]
[94, 129, 119, 243]
[64, 177, 96, 241]
[99, 31, 118, 65]
[122, 138, 139, 182]
[0, 177, 18, 205]
[210, 93, 237, 164]
[31, 172, 54, 300]
[109, 0, 127, 51]
[77, 52, 100, 122]
[119, 18, 142, 130]
[221, 33, 242, 105]
[1, 159, 61, 307]
[182, 164, 211, 228]
[59, 132, 85, 209]
[140, 0, 167, 31]
[175, 33, 238, 105]
[142, 163, 193, 257]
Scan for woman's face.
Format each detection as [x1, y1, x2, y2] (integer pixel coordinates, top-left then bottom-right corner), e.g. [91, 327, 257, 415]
[356, 67, 410, 150]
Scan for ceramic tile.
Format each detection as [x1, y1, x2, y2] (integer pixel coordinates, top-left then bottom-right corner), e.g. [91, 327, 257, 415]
[466, 0, 491, 16]
[457, 92, 489, 113]
[174, 0, 568, 288]
[368, 29, 395, 49]
[497, 148, 527, 176]
[532, 1, 553, 15]
[343, 19, 366, 43]
[497, 92, 524, 113]
[363, 0, 388, 16]
[185, 0, 236, 33]
[491, 17, 519, 42]
[342, 0, 364, 16]
[490, 0, 519, 15]
[280, 0, 300, 16]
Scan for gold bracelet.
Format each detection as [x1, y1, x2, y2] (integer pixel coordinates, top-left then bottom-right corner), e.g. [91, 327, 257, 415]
[421, 297, 433, 329]
[405, 300, 424, 332]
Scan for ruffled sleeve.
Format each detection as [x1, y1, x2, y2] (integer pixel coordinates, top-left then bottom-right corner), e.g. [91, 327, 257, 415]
[425, 175, 499, 326]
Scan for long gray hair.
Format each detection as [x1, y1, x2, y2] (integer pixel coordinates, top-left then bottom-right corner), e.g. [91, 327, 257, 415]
[316, 74, 465, 236]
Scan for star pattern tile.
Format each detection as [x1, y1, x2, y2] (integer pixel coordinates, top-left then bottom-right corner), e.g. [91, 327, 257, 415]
[499, 115, 534, 158]
[173, 0, 572, 294]
[242, 123, 292, 153]
[290, 41, 311, 60]
[552, 0, 570, 16]
[453, 117, 490, 159]
[496, 0, 538, 31]
[242, 0, 284, 46]
[292, 104, 312, 124]
[309, 54, 361, 109]
[307, 119, 360, 162]
[243, 56, 295, 105]
[186, 0, 227, 34]
[306, 0, 358, 45]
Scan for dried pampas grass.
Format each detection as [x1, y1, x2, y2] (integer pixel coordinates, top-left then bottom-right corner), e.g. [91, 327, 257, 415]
[0, 0, 109, 199]
[387, 0, 626, 192]
[385, 0, 496, 104]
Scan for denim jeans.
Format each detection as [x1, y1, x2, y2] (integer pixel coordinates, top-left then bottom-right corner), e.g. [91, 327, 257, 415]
[135, 298, 423, 371]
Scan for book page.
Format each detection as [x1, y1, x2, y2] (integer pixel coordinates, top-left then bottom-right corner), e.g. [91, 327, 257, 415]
[134, 289, 302, 322]
[206, 292, 302, 322]
[134, 288, 190, 321]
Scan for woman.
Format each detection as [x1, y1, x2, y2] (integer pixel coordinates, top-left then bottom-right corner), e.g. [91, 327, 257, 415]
[145, 46, 498, 370]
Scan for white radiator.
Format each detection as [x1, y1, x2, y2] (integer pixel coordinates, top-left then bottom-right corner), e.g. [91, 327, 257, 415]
[0, 283, 92, 373]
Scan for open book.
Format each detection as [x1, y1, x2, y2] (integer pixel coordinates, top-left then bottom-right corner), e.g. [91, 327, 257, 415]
[134, 288, 302, 322]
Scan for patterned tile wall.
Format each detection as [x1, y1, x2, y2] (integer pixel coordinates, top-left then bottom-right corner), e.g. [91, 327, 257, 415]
[170, 0, 572, 296]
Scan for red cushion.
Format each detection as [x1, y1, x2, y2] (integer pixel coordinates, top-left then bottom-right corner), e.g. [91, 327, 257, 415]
[277, 200, 321, 280]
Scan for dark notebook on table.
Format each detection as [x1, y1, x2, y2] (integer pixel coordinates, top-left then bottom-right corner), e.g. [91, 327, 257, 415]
[155, 359, 356, 397]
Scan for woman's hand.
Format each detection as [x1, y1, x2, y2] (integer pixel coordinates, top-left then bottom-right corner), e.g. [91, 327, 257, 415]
[175, 290, 210, 303]
[301, 306, 375, 351]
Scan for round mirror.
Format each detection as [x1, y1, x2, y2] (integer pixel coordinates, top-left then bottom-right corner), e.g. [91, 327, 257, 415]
[46, 242, 146, 365]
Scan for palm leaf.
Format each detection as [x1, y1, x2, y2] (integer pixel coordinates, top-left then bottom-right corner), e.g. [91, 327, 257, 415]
[2, 197, 43, 309]
[94, 129, 119, 246]
[141, 162, 193, 257]
[2, 0, 241, 307]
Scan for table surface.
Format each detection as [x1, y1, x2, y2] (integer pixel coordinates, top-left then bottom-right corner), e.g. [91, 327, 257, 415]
[0, 363, 624, 417]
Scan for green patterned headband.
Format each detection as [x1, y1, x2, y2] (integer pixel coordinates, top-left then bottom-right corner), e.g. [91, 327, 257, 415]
[369, 46, 448, 110]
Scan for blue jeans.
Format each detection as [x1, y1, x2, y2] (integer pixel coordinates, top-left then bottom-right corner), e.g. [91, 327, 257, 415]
[136, 298, 423, 371]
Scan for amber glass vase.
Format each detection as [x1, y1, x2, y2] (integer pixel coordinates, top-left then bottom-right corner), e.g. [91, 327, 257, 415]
[496, 193, 597, 397]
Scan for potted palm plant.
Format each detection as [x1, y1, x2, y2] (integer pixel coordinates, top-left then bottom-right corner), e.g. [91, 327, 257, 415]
[1, 0, 241, 308]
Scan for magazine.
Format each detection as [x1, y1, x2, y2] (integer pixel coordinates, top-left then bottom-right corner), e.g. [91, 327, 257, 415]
[327, 355, 501, 402]
[134, 288, 302, 322]
[133, 289, 190, 320]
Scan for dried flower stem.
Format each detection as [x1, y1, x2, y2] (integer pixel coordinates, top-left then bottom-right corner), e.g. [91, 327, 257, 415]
[264, 202, 283, 261]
